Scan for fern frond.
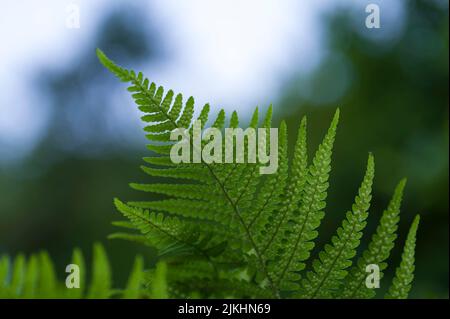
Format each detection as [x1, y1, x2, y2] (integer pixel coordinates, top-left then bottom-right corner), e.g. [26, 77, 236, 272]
[340, 179, 407, 298]
[129, 183, 222, 201]
[298, 154, 375, 298]
[274, 110, 339, 290]
[142, 156, 176, 166]
[123, 256, 145, 299]
[97, 48, 132, 82]
[10, 254, 25, 297]
[128, 198, 228, 221]
[87, 243, 112, 298]
[98, 49, 421, 299]
[36, 252, 57, 298]
[250, 120, 288, 240]
[263, 116, 308, 261]
[114, 199, 225, 261]
[150, 262, 169, 299]
[385, 215, 420, 299]
[98, 49, 281, 296]
[140, 165, 211, 183]
[23, 254, 39, 298]
[108, 231, 149, 244]
[0, 255, 9, 291]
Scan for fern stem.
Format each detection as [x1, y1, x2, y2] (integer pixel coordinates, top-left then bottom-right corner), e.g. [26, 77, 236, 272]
[204, 164, 280, 298]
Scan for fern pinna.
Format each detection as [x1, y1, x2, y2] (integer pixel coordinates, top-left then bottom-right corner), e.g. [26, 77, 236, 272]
[97, 49, 420, 299]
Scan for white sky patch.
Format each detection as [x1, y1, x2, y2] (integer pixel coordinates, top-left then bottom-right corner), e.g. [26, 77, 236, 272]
[145, 0, 330, 113]
[0, 0, 107, 161]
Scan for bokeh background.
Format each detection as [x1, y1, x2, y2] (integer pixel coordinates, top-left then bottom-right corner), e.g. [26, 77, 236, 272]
[0, 0, 448, 298]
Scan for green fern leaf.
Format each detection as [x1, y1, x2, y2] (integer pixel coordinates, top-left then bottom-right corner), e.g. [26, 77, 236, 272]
[150, 262, 169, 299]
[385, 215, 420, 299]
[37, 252, 57, 298]
[97, 49, 421, 299]
[123, 256, 145, 299]
[0, 255, 9, 294]
[263, 116, 308, 267]
[340, 179, 407, 298]
[274, 110, 339, 290]
[87, 243, 112, 298]
[11, 254, 26, 297]
[22, 254, 40, 298]
[298, 154, 374, 298]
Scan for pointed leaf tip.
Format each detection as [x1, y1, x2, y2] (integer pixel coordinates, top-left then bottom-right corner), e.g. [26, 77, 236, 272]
[412, 214, 420, 227]
[300, 115, 307, 126]
[96, 48, 108, 63]
[332, 108, 340, 123]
